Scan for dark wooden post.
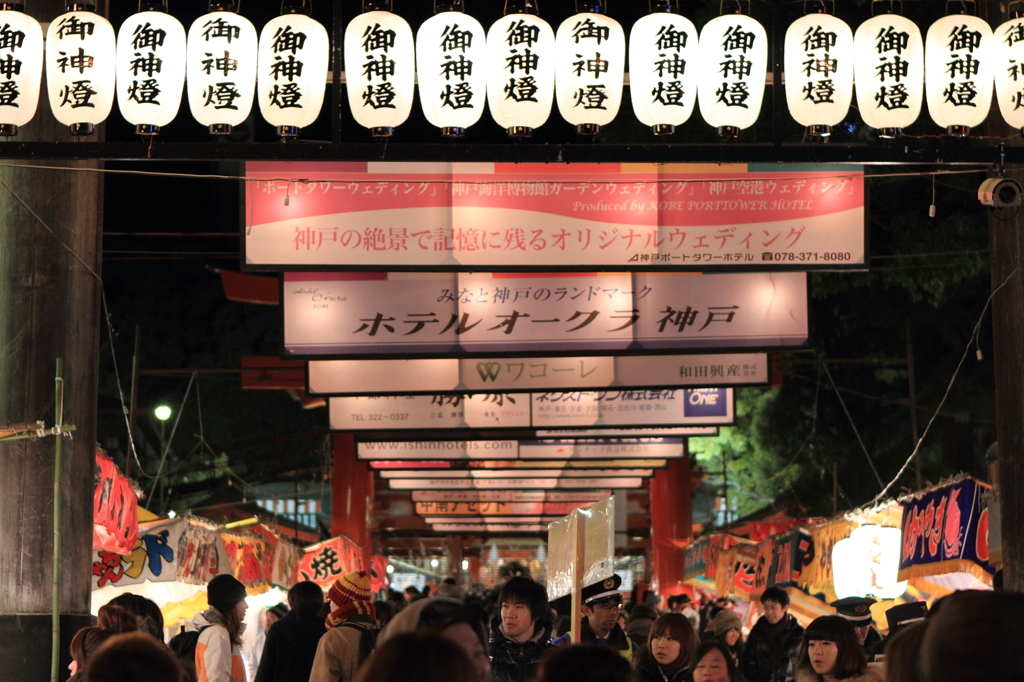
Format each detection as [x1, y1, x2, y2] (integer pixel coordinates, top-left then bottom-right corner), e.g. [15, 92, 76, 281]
[0, 0, 104, 676]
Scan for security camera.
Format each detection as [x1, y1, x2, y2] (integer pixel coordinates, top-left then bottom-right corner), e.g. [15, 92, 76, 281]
[979, 177, 1023, 207]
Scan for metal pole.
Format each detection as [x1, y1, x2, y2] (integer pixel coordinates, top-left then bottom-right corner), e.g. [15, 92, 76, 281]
[126, 326, 140, 479]
[51, 359, 64, 682]
[906, 321, 922, 489]
[570, 511, 585, 644]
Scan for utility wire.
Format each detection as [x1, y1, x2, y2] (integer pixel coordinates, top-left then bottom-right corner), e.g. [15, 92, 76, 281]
[822, 360, 886, 489]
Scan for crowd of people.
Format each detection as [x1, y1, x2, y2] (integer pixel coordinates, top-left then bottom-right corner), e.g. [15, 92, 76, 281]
[69, 570, 1024, 682]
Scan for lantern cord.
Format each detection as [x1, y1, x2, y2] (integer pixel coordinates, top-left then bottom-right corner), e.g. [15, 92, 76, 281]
[867, 261, 1022, 507]
[821, 360, 885, 490]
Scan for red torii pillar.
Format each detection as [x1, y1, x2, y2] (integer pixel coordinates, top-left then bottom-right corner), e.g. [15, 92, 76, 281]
[649, 458, 694, 600]
[332, 434, 374, 573]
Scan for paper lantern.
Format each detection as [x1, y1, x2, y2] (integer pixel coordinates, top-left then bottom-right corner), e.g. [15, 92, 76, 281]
[853, 13, 923, 138]
[416, 4, 487, 137]
[832, 525, 907, 600]
[554, 5, 625, 134]
[697, 14, 767, 138]
[115, 10, 186, 135]
[186, 7, 257, 135]
[629, 10, 698, 135]
[344, 7, 415, 137]
[0, 7, 43, 136]
[486, 12, 555, 137]
[993, 16, 1024, 134]
[46, 5, 116, 136]
[925, 14, 993, 135]
[257, 13, 329, 138]
[784, 13, 853, 137]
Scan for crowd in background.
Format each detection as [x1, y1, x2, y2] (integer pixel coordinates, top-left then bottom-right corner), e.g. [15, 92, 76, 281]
[68, 570, 1024, 682]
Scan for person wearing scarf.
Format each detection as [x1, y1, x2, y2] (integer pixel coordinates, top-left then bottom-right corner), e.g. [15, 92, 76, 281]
[309, 571, 378, 682]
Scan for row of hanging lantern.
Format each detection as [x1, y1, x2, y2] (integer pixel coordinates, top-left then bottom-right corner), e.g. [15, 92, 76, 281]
[2, 1, 1024, 139]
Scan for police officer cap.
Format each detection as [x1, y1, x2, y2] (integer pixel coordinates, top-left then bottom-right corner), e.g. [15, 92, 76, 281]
[830, 596, 877, 623]
[582, 574, 623, 605]
[885, 601, 927, 630]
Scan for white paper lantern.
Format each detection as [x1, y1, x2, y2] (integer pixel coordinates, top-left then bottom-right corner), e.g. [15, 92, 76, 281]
[0, 8, 43, 136]
[257, 14, 329, 138]
[45, 7, 115, 136]
[784, 13, 852, 137]
[697, 14, 767, 138]
[344, 9, 415, 136]
[186, 10, 257, 134]
[925, 14, 993, 134]
[417, 10, 487, 136]
[993, 16, 1024, 133]
[116, 11, 186, 135]
[555, 10, 625, 134]
[629, 11, 698, 135]
[832, 525, 907, 600]
[853, 13, 923, 137]
[486, 13, 555, 137]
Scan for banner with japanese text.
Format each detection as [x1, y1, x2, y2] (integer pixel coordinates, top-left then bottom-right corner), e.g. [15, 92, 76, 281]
[387, 475, 645, 491]
[220, 531, 273, 594]
[284, 272, 808, 357]
[897, 478, 995, 584]
[684, 535, 710, 582]
[331, 389, 734, 431]
[298, 535, 365, 586]
[244, 163, 865, 271]
[358, 438, 684, 461]
[309, 353, 768, 395]
[799, 520, 854, 592]
[414, 500, 598, 517]
[176, 522, 231, 586]
[751, 536, 776, 598]
[767, 529, 814, 587]
[411, 490, 611, 504]
[93, 453, 139, 555]
[91, 519, 184, 590]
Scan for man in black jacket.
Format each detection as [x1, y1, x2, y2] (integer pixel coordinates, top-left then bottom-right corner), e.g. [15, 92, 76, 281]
[740, 586, 804, 682]
[254, 580, 326, 682]
[489, 576, 552, 682]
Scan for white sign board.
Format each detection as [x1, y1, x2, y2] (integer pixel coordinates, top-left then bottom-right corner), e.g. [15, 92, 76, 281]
[411, 490, 611, 503]
[547, 497, 616, 600]
[358, 438, 684, 461]
[388, 477, 645, 490]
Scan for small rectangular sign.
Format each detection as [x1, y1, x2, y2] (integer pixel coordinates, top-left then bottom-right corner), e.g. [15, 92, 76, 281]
[422, 516, 565, 525]
[378, 468, 655, 479]
[369, 459, 666, 470]
[431, 524, 549, 533]
[388, 477, 645, 490]
[245, 163, 865, 271]
[358, 438, 684, 461]
[411, 490, 611, 503]
[415, 501, 596, 517]
[535, 427, 718, 438]
[331, 389, 733, 431]
[284, 272, 808, 357]
[310, 353, 768, 395]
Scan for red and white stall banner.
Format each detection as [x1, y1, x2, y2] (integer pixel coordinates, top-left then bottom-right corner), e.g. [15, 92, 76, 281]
[297, 535, 365, 587]
[411, 490, 611, 503]
[244, 162, 865, 271]
[283, 272, 808, 357]
[309, 353, 768, 395]
[93, 452, 139, 555]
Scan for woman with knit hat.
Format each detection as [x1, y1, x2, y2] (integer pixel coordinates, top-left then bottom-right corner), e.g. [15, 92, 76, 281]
[309, 570, 379, 682]
[193, 574, 249, 682]
[713, 609, 745, 667]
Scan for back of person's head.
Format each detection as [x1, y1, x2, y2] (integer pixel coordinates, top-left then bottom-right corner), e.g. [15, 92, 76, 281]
[96, 604, 140, 634]
[375, 601, 397, 629]
[288, 580, 325, 616]
[105, 593, 164, 634]
[629, 603, 659, 624]
[920, 590, 1024, 682]
[354, 631, 476, 682]
[497, 576, 549, 624]
[639, 613, 700, 676]
[85, 632, 182, 682]
[799, 616, 866, 680]
[71, 627, 117, 672]
[690, 642, 740, 682]
[884, 622, 927, 682]
[433, 582, 462, 599]
[761, 586, 790, 608]
[380, 597, 464, 644]
[536, 644, 631, 682]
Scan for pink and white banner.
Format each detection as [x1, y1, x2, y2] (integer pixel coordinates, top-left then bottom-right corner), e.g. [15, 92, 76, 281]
[411, 490, 611, 503]
[244, 162, 865, 271]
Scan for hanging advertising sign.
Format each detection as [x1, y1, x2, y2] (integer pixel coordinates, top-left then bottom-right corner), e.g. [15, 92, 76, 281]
[925, 15, 993, 132]
[629, 12, 699, 133]
[536, 426, 717, 437]
[415, 500, 597, 517]
[897, 478, 995, 584]
[417, 10, 487, 134]
[115, 10, 186, 134]
[220, 530, 272, 593]
[371, 459, 666, 470]
[257, 14, 330, 135]
[283, 272, 807, 358]
[784, 14, 854, 132]
[434, 523, 548, 532]
[697, 15, 768, 135]
[310, 353, 768, 396]
[357, 438, 684, 461]
[331, 389, 733, 431]
[854, 14, 924, 134]
[554, 11, 625, 131]
[297, 535, 365, 586]
[46, 8, 116, 133]
[244, 162, 866, 271]
[412, 489, 611, 503]
[486, 13, 555, 135]
[0, 8, 43, 134]
[799, 520, 853, 592]
[175, 522, 227, 586]
[93, 453, 139, 555]
[750, 535, 775, 597]
[91, 519, 184, 590]
[683, 535, 710, 581]
[387, 476, 644, 490]
[768, 529, 813, 587]
[344, 10, 415, 134]
[378, 467, 655, 479]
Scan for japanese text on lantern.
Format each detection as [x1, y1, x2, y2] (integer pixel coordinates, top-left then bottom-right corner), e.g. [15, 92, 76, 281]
[651, 23, 688, 108]
[944, 23, 983, 108]
[267, 24, 306, 110]
[55, 15, 97, 109]
[0, 22, 26, 107]
[873, 25, 912, 111]
[571, 17, 611, 110]
[800, 25, 839, 105]
[200, 16, 243, 111]
[439, 22, 475, 111]
[361, 22, 397, 110]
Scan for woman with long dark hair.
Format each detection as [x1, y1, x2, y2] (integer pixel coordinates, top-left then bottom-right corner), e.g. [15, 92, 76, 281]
[67, 605, 138, 682]
[794, 616, 883, 682]
[193, 574, 249, 682]
[632, 613, 700, 682]
[712, 610, 744, 667]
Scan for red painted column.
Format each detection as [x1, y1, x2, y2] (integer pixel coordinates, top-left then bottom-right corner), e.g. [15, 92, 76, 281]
[649, 458, 693, 600]
[332, 433, 374, 572]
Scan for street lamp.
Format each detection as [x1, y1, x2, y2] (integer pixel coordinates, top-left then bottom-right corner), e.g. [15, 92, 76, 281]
[154, 405, 172, 420]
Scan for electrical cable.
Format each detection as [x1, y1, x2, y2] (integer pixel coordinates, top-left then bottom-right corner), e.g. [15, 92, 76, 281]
[822, 360, 886, 489]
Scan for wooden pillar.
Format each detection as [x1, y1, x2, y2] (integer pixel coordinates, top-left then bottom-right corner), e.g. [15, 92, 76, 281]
[447, 534, 463, 581]
[332, 433, 373, 572]
[649, 458, 693, 599]
[0, 2, 104, 676]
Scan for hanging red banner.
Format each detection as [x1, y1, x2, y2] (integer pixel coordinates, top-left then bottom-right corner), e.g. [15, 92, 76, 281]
[297, 535, 366, 587]
[92, 452, 139, 555]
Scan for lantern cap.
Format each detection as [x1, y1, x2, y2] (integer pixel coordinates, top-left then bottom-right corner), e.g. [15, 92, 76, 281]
[944, 0, 976, 15]
[138, 1, 168, 10]
[66, 2, 96, 11]
[649, 0, 679, 13]
[808, 124, 831, 138]
[69, 122, 94, 136]
[717, 125, 740, 139]
[281, 0, 312, 14]
[576, 123, 600, 135]
[576, 1, 604, 12]
[0, 3, 24, 10]
[504, 0, 540, 14]
[507, 126, 534, 137]
[442, 126, 466, 137]
[0, 123, 17, 136]
[136, 124, 159, 136]
[870, 0, 902, 16]
[209, 123, 232, 136]
[652, 124, 675, 136]
[878, 127, 902, 139]
[434, 0, 465, 12]
[803, 0, 831, 14]
[277, 125, 300, 139]
[371, 126, 394, 137]
[947, 124, 970, 137]
[208, 2, 237, 11]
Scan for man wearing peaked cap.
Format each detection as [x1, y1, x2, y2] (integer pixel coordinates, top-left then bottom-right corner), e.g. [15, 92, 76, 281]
[884, 601, 927, 638]
[551, 574, 640, 660]
[830, 597, 883, 654]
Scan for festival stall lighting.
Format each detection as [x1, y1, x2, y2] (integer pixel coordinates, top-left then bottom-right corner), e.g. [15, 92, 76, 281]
[115, 2, 186, 136]
[416, 0, 487, 137]
[46, 3, 116, 136]
[257, 1, 329, 139]
[696, 0, 767, 139]
[554, 0, 624, 135]
[628, 0, 698, 136]
[993, 1, 1024, 135]
[832, 525, 907, 599]
[784, 0, 853, 139]
[186, 1, 257, 135]
[924, 0, 992, 136]
[485, 0, 555, 137]
[344, 0, 415, 137]
[853, 0, 923, 139]
[0, 4, 43, 137]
